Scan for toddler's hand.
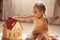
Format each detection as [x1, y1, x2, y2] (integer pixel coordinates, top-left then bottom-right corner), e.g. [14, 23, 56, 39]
[12, 16, 24, 21]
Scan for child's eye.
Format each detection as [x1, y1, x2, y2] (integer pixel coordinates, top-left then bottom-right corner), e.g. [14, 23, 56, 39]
[34, 11, 37, 13]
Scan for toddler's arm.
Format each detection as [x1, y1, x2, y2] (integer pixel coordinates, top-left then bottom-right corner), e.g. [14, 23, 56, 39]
[43, 18, 49, 33]
[12, 15, 34, 21]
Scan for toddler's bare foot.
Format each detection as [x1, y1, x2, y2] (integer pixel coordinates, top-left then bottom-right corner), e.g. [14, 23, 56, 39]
[25, 35, 34, 40]
[51, 35, 58, 40]
[25, 37, 30, 40]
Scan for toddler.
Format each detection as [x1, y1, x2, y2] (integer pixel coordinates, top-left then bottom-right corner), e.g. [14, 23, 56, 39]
[13, 1, 50, 40]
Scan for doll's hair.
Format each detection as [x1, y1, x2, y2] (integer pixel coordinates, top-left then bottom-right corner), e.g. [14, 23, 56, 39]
[34, 1, 46, 12]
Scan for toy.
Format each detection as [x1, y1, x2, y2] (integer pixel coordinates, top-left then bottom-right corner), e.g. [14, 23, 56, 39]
[2, 17, 23, 40]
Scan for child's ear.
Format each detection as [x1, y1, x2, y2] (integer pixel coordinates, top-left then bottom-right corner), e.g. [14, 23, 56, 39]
[41, 11, 45, 14]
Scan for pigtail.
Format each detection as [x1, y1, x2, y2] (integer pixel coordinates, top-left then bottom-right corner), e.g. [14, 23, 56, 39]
[43, 14, 48, 23]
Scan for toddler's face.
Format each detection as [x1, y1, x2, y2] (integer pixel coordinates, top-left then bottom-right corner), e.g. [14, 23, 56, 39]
[33, 7, 43, 18]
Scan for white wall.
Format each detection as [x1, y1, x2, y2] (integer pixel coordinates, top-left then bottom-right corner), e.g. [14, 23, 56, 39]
[53, 3, 60, 24]
[13, 0, 33, 16]
[3, 0, 15, 20]
[48, 0, 60, 24]
[3, 0, 56, 20]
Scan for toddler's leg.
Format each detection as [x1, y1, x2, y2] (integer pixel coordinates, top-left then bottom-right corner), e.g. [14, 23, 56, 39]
[36, 34, 49, 40]
[25, 30, 39, 40]
[36, 34, 44, 40]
